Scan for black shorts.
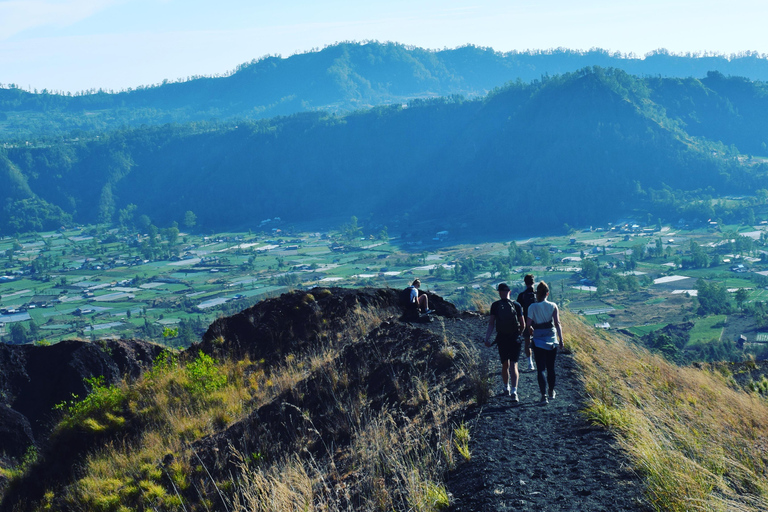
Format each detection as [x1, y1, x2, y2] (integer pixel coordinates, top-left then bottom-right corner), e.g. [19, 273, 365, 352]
[496, 334, 522, 363]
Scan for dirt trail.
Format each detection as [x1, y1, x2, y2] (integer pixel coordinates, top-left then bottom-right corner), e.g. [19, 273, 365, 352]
[429, 316, 648, 511]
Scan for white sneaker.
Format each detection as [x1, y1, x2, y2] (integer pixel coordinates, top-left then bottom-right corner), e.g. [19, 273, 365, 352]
[540, 394, 549, 405]
[548, 389, 557, 400]
[511, 391, 519, 403]
[503, 383, 511, 396]
[527, 361, 535, 371]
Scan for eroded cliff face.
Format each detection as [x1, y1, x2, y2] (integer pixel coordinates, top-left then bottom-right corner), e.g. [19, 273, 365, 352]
[0, 338, 164, 459]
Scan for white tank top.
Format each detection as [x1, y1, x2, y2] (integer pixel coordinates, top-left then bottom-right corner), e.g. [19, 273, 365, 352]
[528, 300, 556, 325]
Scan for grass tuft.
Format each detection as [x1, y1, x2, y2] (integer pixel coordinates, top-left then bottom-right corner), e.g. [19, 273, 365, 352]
[453, 422, 471, 461]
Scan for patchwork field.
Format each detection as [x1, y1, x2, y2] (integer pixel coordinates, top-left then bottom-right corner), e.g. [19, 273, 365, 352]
[2, 219, 767, 361]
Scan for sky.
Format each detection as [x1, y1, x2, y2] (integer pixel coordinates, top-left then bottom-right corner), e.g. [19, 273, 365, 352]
[1, 0, 767, 93]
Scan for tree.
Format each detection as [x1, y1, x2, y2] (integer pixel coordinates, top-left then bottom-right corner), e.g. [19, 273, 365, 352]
[184, 210, 197, 230]
[685, 241, 709, 269]
[695, 278, 730, 316]
[343, 216, 363, 241]
[28, 319, 40, 341]
[581, 258, 599, 282]
[9, 323, 28, 344]
[118, 203, 137, 231]
[735, 288, 749, 309]
[379, 226, 389, 242]
[163, 226, 179, 245]
[138, 215, 152, 231]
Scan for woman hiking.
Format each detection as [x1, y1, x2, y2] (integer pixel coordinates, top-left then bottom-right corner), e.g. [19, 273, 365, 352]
[525, 281, 564, 404]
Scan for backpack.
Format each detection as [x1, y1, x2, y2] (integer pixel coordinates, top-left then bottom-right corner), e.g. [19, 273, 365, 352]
[400, 286, 415, 307]
[495, 299, 521, 335]
[517, 288, 536, 317]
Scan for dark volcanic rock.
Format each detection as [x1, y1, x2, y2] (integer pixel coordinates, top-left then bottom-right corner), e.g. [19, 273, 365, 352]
[0, 407, 34, 460]
[190, 319, 467, 508]
[0, 338, 164, 460]
[198, 286, 459, 362]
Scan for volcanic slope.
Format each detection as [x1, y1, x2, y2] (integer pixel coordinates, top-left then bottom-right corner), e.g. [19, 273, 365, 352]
[19, 287, 768, 510]
[0, 288, 649, 511]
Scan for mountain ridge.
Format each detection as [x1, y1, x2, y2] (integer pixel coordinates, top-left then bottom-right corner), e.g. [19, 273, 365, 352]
[2, 67, 766, 237]
[3, 42, 768, 139]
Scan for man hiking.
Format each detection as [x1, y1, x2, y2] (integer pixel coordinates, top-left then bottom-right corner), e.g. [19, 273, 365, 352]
[517, 274, 537, 371]
[484, 282, 525, 402]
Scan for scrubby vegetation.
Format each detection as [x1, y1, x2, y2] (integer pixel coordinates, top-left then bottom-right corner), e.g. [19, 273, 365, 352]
[572, 311, 768, 511]
[0, 289, 479, 511]
[5, 291, 768, 511]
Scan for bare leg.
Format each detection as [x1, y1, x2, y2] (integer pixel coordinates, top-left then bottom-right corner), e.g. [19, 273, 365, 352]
[417, 293, 429, 312]
[501, 360, 510, 387]
[510, 362, 519, 389]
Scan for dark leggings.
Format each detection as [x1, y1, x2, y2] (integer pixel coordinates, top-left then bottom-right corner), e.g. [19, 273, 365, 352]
[533, 345, 558, 395]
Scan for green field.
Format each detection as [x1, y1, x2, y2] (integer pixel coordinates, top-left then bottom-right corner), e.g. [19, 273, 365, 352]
[626, 323, 668, 337]
[688, 315, 728, 346]
[2, 217, 768, 356]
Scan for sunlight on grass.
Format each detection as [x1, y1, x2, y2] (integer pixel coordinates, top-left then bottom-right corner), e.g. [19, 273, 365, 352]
[567, 311, 768, 511]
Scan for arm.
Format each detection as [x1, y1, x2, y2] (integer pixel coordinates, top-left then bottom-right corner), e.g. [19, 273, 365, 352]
[484, 315, 495, 346]
[525, 316, 533, 353]
[514, 302, 525, 336]
[552, 305, 564, 348]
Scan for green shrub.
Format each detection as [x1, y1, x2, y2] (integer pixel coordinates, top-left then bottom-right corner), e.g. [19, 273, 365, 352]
[56, 376, 127, 433]
[185, 351, 226, 395]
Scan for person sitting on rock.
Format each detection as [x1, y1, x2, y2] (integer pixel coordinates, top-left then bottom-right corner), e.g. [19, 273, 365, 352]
[484, 282, 525, 402]
[409, 279, 433, 314]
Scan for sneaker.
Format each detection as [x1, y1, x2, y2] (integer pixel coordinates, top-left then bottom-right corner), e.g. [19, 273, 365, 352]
[548, 389, 557, 400]
[506, 383, 512, 396]
[527, 361, 535, 371]
[424, 309, 435, 315]
[511, 391, 519, 403]
[540, 394, 549, 405]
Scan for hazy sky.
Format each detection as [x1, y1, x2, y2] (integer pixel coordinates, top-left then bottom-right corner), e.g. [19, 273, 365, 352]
[2, 0, 767, 93]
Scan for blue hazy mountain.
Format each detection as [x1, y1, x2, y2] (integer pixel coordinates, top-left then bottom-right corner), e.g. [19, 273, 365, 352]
[2, 67, 766, 236]
[2, 42, 768, 139]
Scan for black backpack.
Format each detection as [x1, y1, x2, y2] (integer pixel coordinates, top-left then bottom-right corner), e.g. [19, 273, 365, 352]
[495, 299, 521, 335]
[400, 287, 415, 307]
[517, 288, 536, 317]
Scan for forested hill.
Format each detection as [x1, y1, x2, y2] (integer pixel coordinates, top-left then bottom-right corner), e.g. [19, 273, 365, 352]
[1, 67, 767, 237]
[2, 42, 768, 139]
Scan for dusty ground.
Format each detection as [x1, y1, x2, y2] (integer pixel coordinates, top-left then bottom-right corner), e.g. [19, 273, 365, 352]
[427, 316, 649, 511]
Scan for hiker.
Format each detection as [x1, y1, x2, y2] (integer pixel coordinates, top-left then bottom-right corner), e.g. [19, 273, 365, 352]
[409, 279, 433, 314]
[484, 282, 525, 402]
[517, 274, 537, 371]
[525, 281, 564, 404]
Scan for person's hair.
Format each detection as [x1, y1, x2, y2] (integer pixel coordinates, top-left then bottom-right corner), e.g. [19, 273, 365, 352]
[524, 274, 534, 286]
[536, 281, 549, 301]
[412, 279, 421, 286]
[497, 282, 510, 292]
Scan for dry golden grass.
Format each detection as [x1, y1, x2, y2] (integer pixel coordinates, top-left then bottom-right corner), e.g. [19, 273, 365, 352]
[229, 400, 454, 512]
[61, 354, 274, 510]
[34, 297, 466, 512]
[567, 311, 768, 511]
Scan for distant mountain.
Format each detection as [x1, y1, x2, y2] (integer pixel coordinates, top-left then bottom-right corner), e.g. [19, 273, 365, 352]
[2, 42, 768, 139]
[2, 67, 766, 237]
